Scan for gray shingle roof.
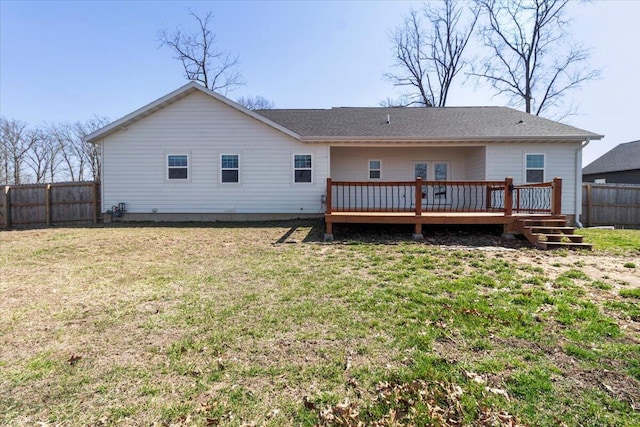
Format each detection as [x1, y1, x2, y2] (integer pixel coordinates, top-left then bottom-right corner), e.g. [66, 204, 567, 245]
[256, 106, 602, 140]
[583, 140, 640, 174]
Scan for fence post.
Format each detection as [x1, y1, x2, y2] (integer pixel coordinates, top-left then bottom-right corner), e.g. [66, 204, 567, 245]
[45, 184, 51, 226]
[585, 183, 592, 226]
[93, 182, 99, 224]
[415, 177, 423, 216]
[552, 177, 562, 215]
[325, 178, 332, 215]
[3, 186, 10, 229]
[504, 177, 513, 216]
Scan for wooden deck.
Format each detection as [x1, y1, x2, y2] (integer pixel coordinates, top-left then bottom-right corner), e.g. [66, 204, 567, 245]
[323, 177, 564, 240]
[327, 211, 510, 225]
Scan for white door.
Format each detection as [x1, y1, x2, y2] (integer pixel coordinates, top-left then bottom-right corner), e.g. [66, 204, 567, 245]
[412, 161, 450, 206]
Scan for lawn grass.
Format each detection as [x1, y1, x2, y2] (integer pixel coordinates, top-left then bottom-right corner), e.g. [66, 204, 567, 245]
[1, 222, 639, 426]
[580, 228, 640, 256]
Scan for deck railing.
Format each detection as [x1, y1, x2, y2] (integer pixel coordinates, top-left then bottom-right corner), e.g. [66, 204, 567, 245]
[326, 177, 562, 216]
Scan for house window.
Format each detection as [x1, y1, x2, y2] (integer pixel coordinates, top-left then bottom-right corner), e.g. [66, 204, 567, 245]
[294, 154, 312, 183]
[167, 154, 188, 180]
[221, 154, 239, 183]
[526, 154, 545, 183]
[369, 160, 381, 179]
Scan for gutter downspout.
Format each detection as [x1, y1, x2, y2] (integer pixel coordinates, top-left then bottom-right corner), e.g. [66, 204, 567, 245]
[575, 138, 591, 227]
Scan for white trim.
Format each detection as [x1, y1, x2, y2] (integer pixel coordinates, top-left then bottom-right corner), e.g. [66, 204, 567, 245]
[368, 159, 382, 180]
[220, 153, 241, 184]
[293, 153, 313, 184]
[166, 153, 190, 181]
[315, 135, 603, 144]
[524, 153, 545, 183]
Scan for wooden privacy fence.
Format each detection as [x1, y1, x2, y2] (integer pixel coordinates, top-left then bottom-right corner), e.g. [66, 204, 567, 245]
[581, 183, 640, 228]
[1, 182, 100, 229]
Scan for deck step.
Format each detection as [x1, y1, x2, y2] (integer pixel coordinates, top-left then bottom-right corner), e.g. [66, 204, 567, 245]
[520, 219, 567, 227]
[535, 234, 584, 243]
[538, 241, 593, 250]
[515, 216, 593, 250]
[525, 226, 576, 234]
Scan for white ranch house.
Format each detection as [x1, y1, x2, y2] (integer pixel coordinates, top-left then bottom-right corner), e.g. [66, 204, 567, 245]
[86, 82, 602, 246]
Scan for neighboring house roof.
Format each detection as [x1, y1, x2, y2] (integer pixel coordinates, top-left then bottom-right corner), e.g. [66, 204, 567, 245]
[85, 82, 603, 144]
[257, 107, 603, 142]
[583, 140, 640, 175]
[85, 82, 301, 143]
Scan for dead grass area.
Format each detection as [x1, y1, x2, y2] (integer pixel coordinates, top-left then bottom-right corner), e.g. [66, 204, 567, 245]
[1, 221, 639, 426]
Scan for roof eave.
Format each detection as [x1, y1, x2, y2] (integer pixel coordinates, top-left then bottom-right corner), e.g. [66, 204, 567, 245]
[300, 134, 604, 143]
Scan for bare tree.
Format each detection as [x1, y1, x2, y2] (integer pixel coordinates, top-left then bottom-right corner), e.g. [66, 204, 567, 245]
[236, 95, 275, 110]
[46, 117, 108, 182]
[385, 1, 479, 107]
[48, 122, 82, 182]
[470, 0, 599, 117]
[378, 96, 410, 108]
[24, 130, 51, 183]
[0, 117, 39, 185]
[77, 117, 109, 182]
[158, 11, 245, 94]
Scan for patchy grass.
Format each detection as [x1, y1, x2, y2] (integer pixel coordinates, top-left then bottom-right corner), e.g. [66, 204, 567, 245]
[619, 288, 640, 299]
[1, 221, 639, 426]
[580, 228, 640, 256]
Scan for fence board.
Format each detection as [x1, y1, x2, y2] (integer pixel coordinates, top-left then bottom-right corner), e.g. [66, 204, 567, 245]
[581, 183, 640, 228]
[0, 182, 99, 229]
[0, 187, 5, 227]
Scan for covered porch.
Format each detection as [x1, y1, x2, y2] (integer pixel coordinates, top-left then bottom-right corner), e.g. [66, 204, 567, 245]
[324, 177, 563, 240]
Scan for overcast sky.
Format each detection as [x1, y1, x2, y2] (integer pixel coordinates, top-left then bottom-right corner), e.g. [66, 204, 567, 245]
[1, 0, 639, 166]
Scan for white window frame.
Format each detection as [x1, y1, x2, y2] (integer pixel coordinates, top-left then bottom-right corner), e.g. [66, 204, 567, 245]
[368, 159, 382, 180]
[525, 153, 545, 183]
[293, 154, 313, 184]
[220, 154, 240, 184]
[167, 154, 190, 181]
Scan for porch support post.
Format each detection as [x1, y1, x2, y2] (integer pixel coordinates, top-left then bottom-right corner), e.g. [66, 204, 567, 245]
[325, 178, 332, 215]
[415, 177, 422, 216]
[504, 177, 513, 216]
[413, 178, 424, 239]
[552, 177, 562, 215]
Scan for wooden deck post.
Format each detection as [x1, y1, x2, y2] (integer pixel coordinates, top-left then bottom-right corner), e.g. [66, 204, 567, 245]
[504, 177, 513, 216]
[552, 177, 562, 215]
[324, 178, 334, 241]
[325, 178, 332, 215]
[415, 177, 423, 216]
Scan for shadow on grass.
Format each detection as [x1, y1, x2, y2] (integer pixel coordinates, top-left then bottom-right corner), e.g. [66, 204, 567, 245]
[2, 219, 531, 248]
[331, 223, 531, 249]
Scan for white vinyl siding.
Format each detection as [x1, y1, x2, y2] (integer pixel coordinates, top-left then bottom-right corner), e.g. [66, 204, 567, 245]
[464, 147, 486, 180]
[330, 147, 471, 181]
[485, 141, 579, 215]
[102, 91, 328, 214]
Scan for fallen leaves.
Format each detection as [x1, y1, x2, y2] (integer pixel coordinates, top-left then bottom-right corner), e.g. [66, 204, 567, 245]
[312, 379, 523, 427]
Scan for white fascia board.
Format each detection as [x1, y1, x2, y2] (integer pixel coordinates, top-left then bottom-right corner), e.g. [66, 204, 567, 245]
[303, 135, 604, 144]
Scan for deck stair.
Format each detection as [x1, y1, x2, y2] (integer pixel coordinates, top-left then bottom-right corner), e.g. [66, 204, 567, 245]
[516, 217, 593, 250]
